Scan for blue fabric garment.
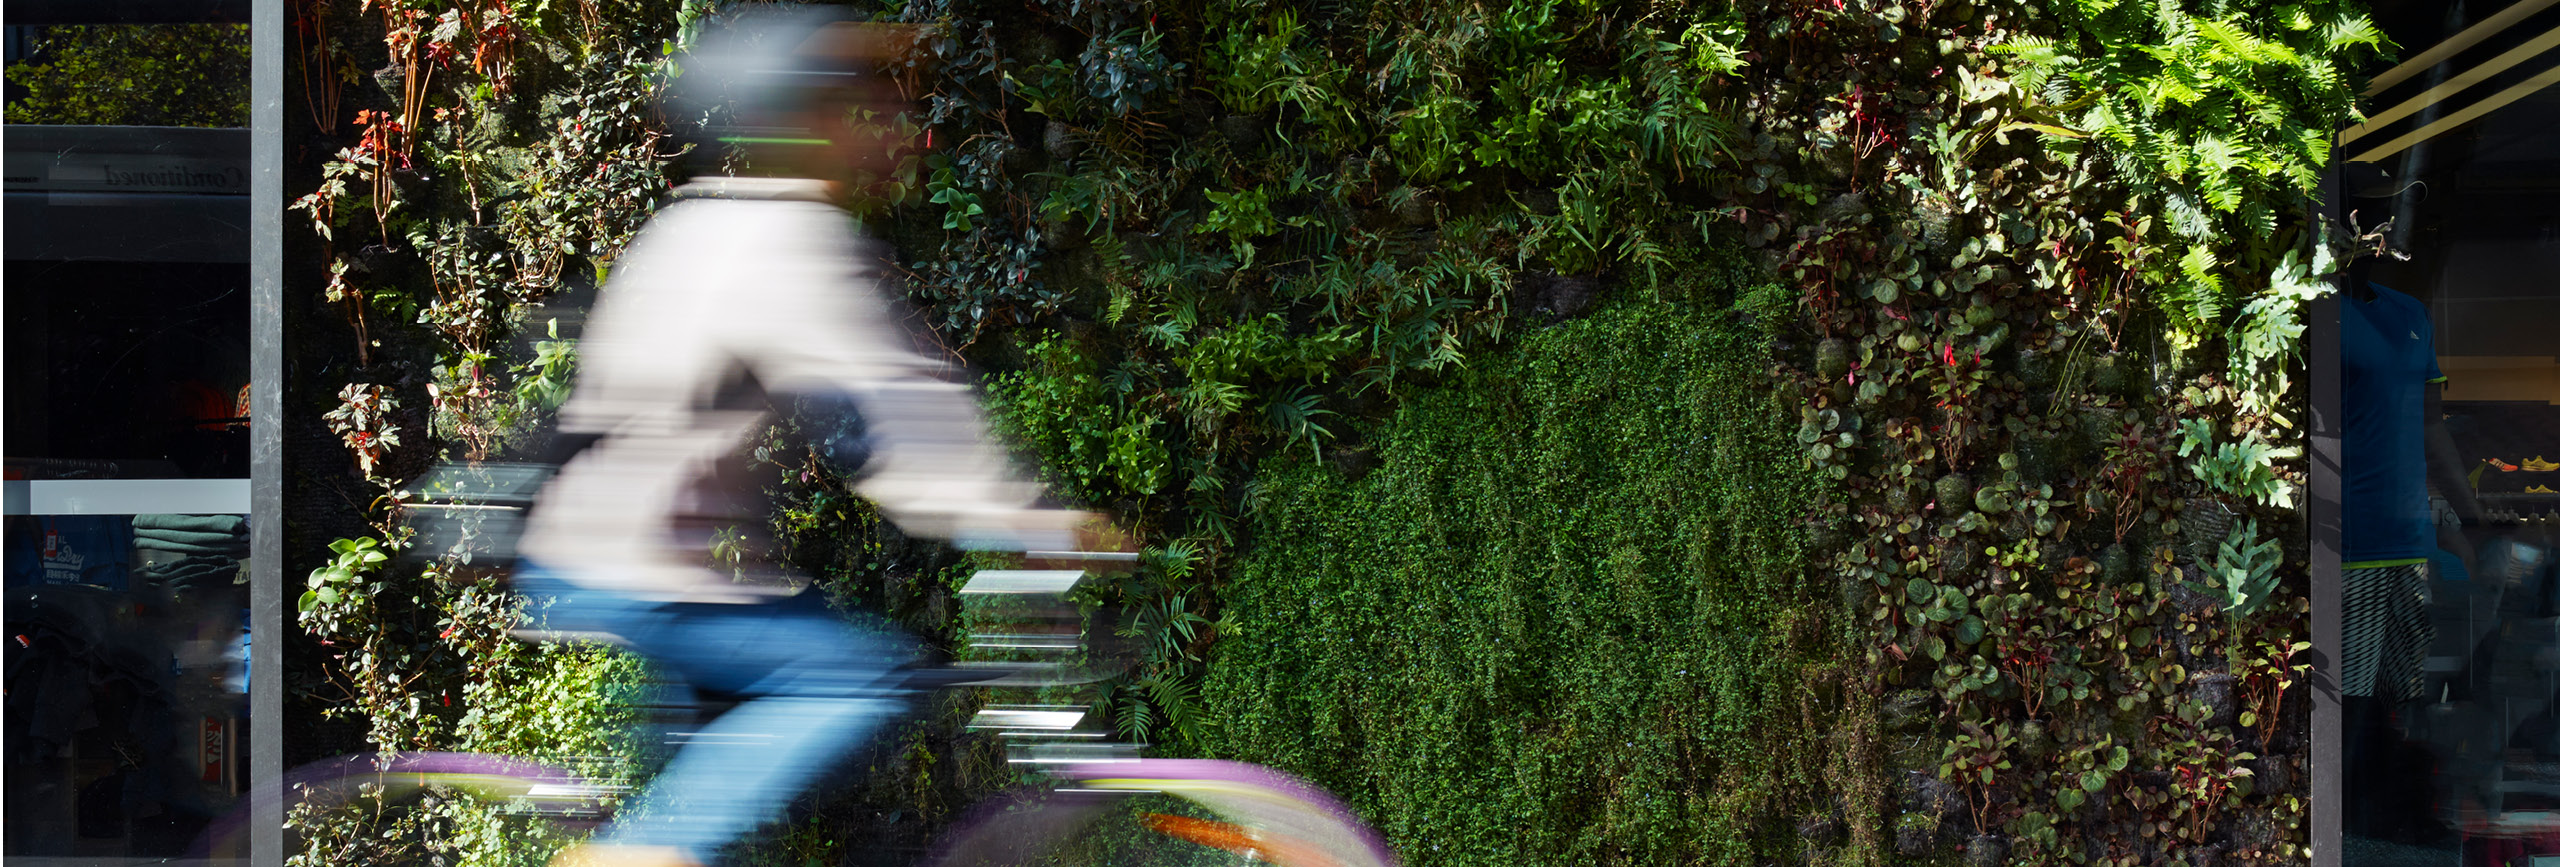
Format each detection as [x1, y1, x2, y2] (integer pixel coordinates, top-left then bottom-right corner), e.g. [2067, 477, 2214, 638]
[5, 516, 134, 590]
[2429, 547, 2469, 583]
[514, 566, 917, 864]
[2343, 282, 2445, 566]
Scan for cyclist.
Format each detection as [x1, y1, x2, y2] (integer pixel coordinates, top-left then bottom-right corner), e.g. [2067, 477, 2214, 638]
[524, 12, 1095, 867]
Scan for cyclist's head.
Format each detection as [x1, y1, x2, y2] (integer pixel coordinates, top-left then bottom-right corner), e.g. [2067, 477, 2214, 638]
[672, 8, 923, 192]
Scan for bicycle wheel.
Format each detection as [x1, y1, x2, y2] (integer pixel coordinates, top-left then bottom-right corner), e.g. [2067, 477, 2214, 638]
[925, 760, 1396, 867]
[193, 751, 613, 858]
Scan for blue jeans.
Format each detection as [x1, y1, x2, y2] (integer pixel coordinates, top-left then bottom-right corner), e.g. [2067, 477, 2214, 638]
[515, 566, 917, 864]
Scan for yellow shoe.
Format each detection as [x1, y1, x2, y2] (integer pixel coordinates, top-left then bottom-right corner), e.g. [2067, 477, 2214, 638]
[2528, 485, 2557, 494]
[2523, 455, 2559, 472]
[549, 845, 700, 867]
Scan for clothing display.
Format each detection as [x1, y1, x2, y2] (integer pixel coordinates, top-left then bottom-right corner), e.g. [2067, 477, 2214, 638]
[5, 516, 136, 590]
[2343, 563, 2433, 702]
[2343, 282, 2447, 568]
[129, 515, 247, 591]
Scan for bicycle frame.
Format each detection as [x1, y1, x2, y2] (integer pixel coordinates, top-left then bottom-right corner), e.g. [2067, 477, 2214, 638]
[206, 554, 1399, 867]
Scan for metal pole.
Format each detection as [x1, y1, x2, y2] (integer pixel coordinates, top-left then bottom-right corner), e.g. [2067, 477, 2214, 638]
[249, 0, 287, 863]
[2306, 168, 2345, 867]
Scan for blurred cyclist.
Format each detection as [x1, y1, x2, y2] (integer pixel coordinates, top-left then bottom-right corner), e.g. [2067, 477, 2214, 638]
[527, 11, 1093, 867]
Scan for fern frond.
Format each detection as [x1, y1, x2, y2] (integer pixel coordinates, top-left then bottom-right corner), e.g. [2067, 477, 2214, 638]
[2177, 244, 2225, 322]
[2322, 14, 2387, 53]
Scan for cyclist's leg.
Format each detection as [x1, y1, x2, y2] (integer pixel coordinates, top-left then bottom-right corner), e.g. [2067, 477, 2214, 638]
[540, 580, 915, 865]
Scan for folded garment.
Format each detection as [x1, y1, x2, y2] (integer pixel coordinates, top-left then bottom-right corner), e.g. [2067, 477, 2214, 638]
[133, 537, 249, 557]
[151, 557, 231, 575]
[134, 527, 247, 547]
[149, 564, 235, 587]
[138, 557, 234, 578]
[132, 515, 246, 535]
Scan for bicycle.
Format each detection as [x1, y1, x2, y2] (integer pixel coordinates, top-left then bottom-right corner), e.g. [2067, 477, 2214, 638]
[200, 552, 1399, 867]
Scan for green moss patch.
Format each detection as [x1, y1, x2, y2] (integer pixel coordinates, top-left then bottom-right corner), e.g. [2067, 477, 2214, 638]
[1200, 297, 1848, 866]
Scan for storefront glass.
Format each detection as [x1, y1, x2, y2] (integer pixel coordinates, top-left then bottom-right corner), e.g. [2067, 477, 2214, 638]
[2338, 2, 2560, 862]
[4, 14, 260, 866]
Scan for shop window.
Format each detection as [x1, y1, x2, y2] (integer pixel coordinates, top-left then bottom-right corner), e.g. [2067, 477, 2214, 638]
[2337, 1, 2560, 863]
[4, 8, 262, 866]
[4, 513, 252, 858]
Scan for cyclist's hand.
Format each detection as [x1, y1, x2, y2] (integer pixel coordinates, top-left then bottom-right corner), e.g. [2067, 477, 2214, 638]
[1072, 514, 1136, 555]
[1010, 512, 1136, 572]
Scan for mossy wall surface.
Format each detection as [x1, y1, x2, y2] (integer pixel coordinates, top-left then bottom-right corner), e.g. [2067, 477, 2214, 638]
[1201, 293, 1840, 867]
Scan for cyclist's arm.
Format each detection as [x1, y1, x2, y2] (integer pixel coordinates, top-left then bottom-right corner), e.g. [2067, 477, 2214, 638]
[732, 211, 1080, 550]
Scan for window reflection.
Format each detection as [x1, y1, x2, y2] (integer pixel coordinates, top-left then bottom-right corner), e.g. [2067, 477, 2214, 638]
[2338, 17, 2560, 862]
[4, 514, 251, 858]
[4, 12, 260, 866]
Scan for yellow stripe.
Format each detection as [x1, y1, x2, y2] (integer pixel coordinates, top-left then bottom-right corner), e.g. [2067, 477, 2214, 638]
[2343, 25, 2560, 146]
[2365, 0, 2560, 96]
[2350, 65, 2560, 162]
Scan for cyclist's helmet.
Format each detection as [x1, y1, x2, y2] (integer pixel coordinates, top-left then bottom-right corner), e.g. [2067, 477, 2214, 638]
[668, 7, 917, 177]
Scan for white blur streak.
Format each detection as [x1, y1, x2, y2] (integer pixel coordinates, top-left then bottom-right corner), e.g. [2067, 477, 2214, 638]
[958, 570, 1087, 595]
[968, 707, 1087, 730]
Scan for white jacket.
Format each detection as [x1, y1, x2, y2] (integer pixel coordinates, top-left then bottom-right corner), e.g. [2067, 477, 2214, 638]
[519, 177, 1068, 602]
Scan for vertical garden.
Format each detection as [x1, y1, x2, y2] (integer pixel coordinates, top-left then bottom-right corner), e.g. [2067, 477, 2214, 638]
[278, 0, 2383, 865]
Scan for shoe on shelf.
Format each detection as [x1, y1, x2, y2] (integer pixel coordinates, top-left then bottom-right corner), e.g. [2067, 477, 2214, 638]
[549, 845, 700, 867]
[2522, 456, 2558, 472]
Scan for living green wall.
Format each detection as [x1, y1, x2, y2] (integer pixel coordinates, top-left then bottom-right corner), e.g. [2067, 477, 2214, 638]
[277, 0, 2387, 864]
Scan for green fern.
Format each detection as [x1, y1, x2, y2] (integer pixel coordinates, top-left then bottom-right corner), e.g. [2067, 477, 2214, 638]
[2186, 519, 2285, 619]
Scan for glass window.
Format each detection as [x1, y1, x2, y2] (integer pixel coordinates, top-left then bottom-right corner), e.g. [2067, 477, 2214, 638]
[6, 21, 254, 482]
[4, 12, 260, 866]
[3, 514, 252, 859]
[2338, 3, 2560, 863]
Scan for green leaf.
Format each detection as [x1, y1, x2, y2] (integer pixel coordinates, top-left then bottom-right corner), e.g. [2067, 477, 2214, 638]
[1998, 121, 2088, 140]
[1955, 615, 1986, 646]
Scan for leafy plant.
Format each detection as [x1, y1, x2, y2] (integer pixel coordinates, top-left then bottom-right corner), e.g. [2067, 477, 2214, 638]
[3, 24, 251, 126]
[2191, 518, 2285, 619]
[1939, 720, 2018, 833]
[325, 383, 405, 479]
[512, 321, 577, 414]
[299, 536, 392, 626]
[2178, 418, 2301, 508]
